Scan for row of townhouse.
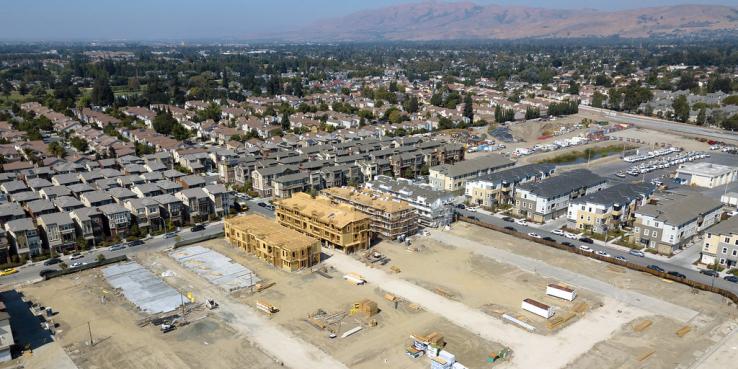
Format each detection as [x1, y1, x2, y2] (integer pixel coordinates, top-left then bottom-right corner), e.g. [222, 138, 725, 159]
[465, 163, 556, 208]
[633, 191, 723, 255]
[429, 154, 515, 192]
[0, 155, 234, 261]
[566, 182, 656, 234]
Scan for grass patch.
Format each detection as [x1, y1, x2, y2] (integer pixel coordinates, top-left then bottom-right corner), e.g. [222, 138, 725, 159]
[538, 144, 636, 165]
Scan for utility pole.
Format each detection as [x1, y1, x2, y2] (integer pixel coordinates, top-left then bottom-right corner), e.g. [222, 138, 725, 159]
[88, 321, 94, 346]
[180, 293, 185, 320]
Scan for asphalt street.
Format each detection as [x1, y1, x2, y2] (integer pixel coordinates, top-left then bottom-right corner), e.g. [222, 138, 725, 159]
[456, 208, 738, 295]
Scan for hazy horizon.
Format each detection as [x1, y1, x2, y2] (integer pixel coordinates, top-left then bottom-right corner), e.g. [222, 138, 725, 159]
[2, 0, 738, 41]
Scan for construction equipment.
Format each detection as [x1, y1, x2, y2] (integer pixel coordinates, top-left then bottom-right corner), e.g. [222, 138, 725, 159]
[349, 299, 378, 317]
[343, 273, 366, 285]
[205, 299, 218, 310]
[160, 323, 175, 333]
[254, 282, 275, 292]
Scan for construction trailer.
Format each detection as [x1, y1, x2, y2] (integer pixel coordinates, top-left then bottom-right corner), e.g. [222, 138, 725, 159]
[522, 298, 554, 319]
[343, 273, 366, 285]
[256, 300, 277, 315]
[546, 284, 577, 301]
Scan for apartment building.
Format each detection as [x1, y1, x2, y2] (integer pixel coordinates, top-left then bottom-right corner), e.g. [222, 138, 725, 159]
[98, 203, 132, 238]
[70, 207, 105, 248]
[633, 192, 723, 255]
[429, 154, 514, 192]
[701, 215, 738, 267]
[203, 184, 233, 218]
[272, 172, 321, 199]
[365, 175, 454, 228]
[465, 163, 555, 208]
[251, 166, 299, 197]
[4, 218, 42, 258]
[322, 187, 418, 240]
[224, 214, 320, 272]
[514, 169, 607, 223]
[567, 183, 655, 234]
[275, 192, 371, 253]
[37, 212, 77, 252]
[176, 188, 212, 223]
[124, 198, 163, 232]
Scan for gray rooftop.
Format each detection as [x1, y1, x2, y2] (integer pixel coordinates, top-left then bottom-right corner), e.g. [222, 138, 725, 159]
[38, 212, 74, 226]
[430, 154, 514, 178]
[518, 169, 606, 199]
[637, 192, 722, 227]
[572, 182, 655, 207]
[472, 163, 555, 185]
[706, 215, 738, 236]
[366, 175, 452, 203]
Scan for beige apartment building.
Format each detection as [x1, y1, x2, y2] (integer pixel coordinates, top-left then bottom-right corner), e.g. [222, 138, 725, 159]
[224, 214, 320, 272]
[275, 192, 371, 253]
[700, 215, 738, 268]
[321, 187, 417, 240]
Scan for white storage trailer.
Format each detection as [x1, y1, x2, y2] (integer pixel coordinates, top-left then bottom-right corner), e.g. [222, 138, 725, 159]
[546, 284, 576, 301]
[521, 298, 554, 319]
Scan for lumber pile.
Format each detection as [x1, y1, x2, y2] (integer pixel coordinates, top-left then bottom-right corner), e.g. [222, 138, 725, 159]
[633, 320, 652, 333]
[637, 349, 655, 362]
[676, 325, 691, 337]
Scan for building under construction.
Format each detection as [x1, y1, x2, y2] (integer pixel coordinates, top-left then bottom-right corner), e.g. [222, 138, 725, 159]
[224, 214, 321, 272]
[321, 187, 418, 240]
[275, 192, 371, 254]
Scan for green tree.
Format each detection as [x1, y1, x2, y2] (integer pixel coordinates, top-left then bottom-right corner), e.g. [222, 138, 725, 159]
[591, 91, 605, 108]
[463, 94, 474, 122]
[91, 76, 114, 106]
[48, 141, 66, 158]
[672, 95, 690, 123]
[696, 107, 707, 126]
[281, 112, 290, 131]
[153, 110, 177, 135]
[403, 96, 419, 114]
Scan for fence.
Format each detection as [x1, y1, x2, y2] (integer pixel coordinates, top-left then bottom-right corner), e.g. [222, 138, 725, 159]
[173, 231, 225, 249]
[43, 255, 129, 280]
[458, 216, 738, 305]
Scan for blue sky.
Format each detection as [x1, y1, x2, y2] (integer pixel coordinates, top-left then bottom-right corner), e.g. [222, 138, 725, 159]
[2, 0, 738, 41]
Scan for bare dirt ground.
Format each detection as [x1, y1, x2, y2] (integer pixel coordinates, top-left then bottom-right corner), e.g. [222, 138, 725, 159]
[18, 270, 279, 369]
[147, 240, 505, 369]
[609, 127, 710, 152]
[436, 222, 738, 369]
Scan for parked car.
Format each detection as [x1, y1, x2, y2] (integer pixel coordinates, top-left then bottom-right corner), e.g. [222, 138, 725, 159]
[502, 217, 514, 223]
[551, 229, 564, 236]
[44, 257, 62, 266]
[527, 232, 542, 239]
[514, 219, 528, 226]
[504, 226, 516, 232]
[700, 269, 719, 277]
[455, 204, 465, 209]
[265, 204, 275, 211]
[564, 232, 578, 239]
[647, 264, 665, 273]
[0, 268, 18, 276]
[127, 240, 145, 247]
[594, 250, 611, 257]
[667, 271, 686, 279]
[190, 224, 206, 232]
[109, 244, 126, 251]
[39, 269, 55, 278]
[615, 256, 627, 262]
[257, 202, 267, 208]
[542, 236, 555, 242]
[723, 275, 738, 283]
[69, 253, 84, 260]
[164, 232, 178, 239]
[579, 245, 593, 253]
[561, 241, 575, 248]
[578, 237, 594, 244]
[628, 249, 645, 257]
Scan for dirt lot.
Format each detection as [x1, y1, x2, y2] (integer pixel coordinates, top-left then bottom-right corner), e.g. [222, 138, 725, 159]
[609, 127, 710, 152]
[368, 239, 600, 334]
[439, 222, 738, 369]
[137, 240, 505, 369]
[18, 270, 279, 369]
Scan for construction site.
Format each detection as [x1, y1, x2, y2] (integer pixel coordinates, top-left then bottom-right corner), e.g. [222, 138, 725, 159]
[12, 220, 738, 369]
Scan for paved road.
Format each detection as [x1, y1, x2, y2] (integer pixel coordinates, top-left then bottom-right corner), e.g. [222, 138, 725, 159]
[580, 106, 738, 143]
[456, 209, 738, 295]
[428, 230, 698, 322]
[1, 221, 225, 287]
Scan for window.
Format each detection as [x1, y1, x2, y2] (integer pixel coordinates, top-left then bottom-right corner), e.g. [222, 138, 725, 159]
[723, 247, 728, 254]
[733, 250, 737, 257]
[644, 229, 649, 236]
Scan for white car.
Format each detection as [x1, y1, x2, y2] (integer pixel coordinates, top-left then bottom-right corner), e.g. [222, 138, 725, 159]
[527, 232, 542, 239]
[579, 245, 593, 253]
[595, 250, 611, 257]
[551, 229, 564, 236]
[564, 232, 579, 239]
[515, 219, 528, 226]
[70, 262, 86, 268]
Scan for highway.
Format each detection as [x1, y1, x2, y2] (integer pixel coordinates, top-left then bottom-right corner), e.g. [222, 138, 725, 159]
[580, 105, 738, 143]
[455, 208, 738, 295]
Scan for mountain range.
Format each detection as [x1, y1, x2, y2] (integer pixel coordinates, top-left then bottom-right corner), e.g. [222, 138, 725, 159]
[274, 1, 738, 41]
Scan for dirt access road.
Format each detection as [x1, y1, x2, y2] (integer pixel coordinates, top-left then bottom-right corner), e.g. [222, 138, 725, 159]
[323, 250, 646, 369]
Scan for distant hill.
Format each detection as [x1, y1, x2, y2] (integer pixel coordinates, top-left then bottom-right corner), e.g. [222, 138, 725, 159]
[276, 1, 738, 41]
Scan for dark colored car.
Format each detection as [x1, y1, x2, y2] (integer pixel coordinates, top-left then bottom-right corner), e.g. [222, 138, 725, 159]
[578, 237, 594, 244]
[667, 271, 686, 279]
[257, 202, 267, 207]
[723, 275, 738, 283]
[164, 232, 178, 239]
[44, 258, 62, 266]
[700, 269, 719, 277]
[542, 236, 555, 242]
[39, 269, 55, 278]
[561, 241, 575, 247]
[503, 226, 516, 232]
[502, 217, 514, 222]
[455, 204, 466, 209]
[190, 224, 206, 232]
[647, 264, 665, 273]
[127, 240, 145, 247]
